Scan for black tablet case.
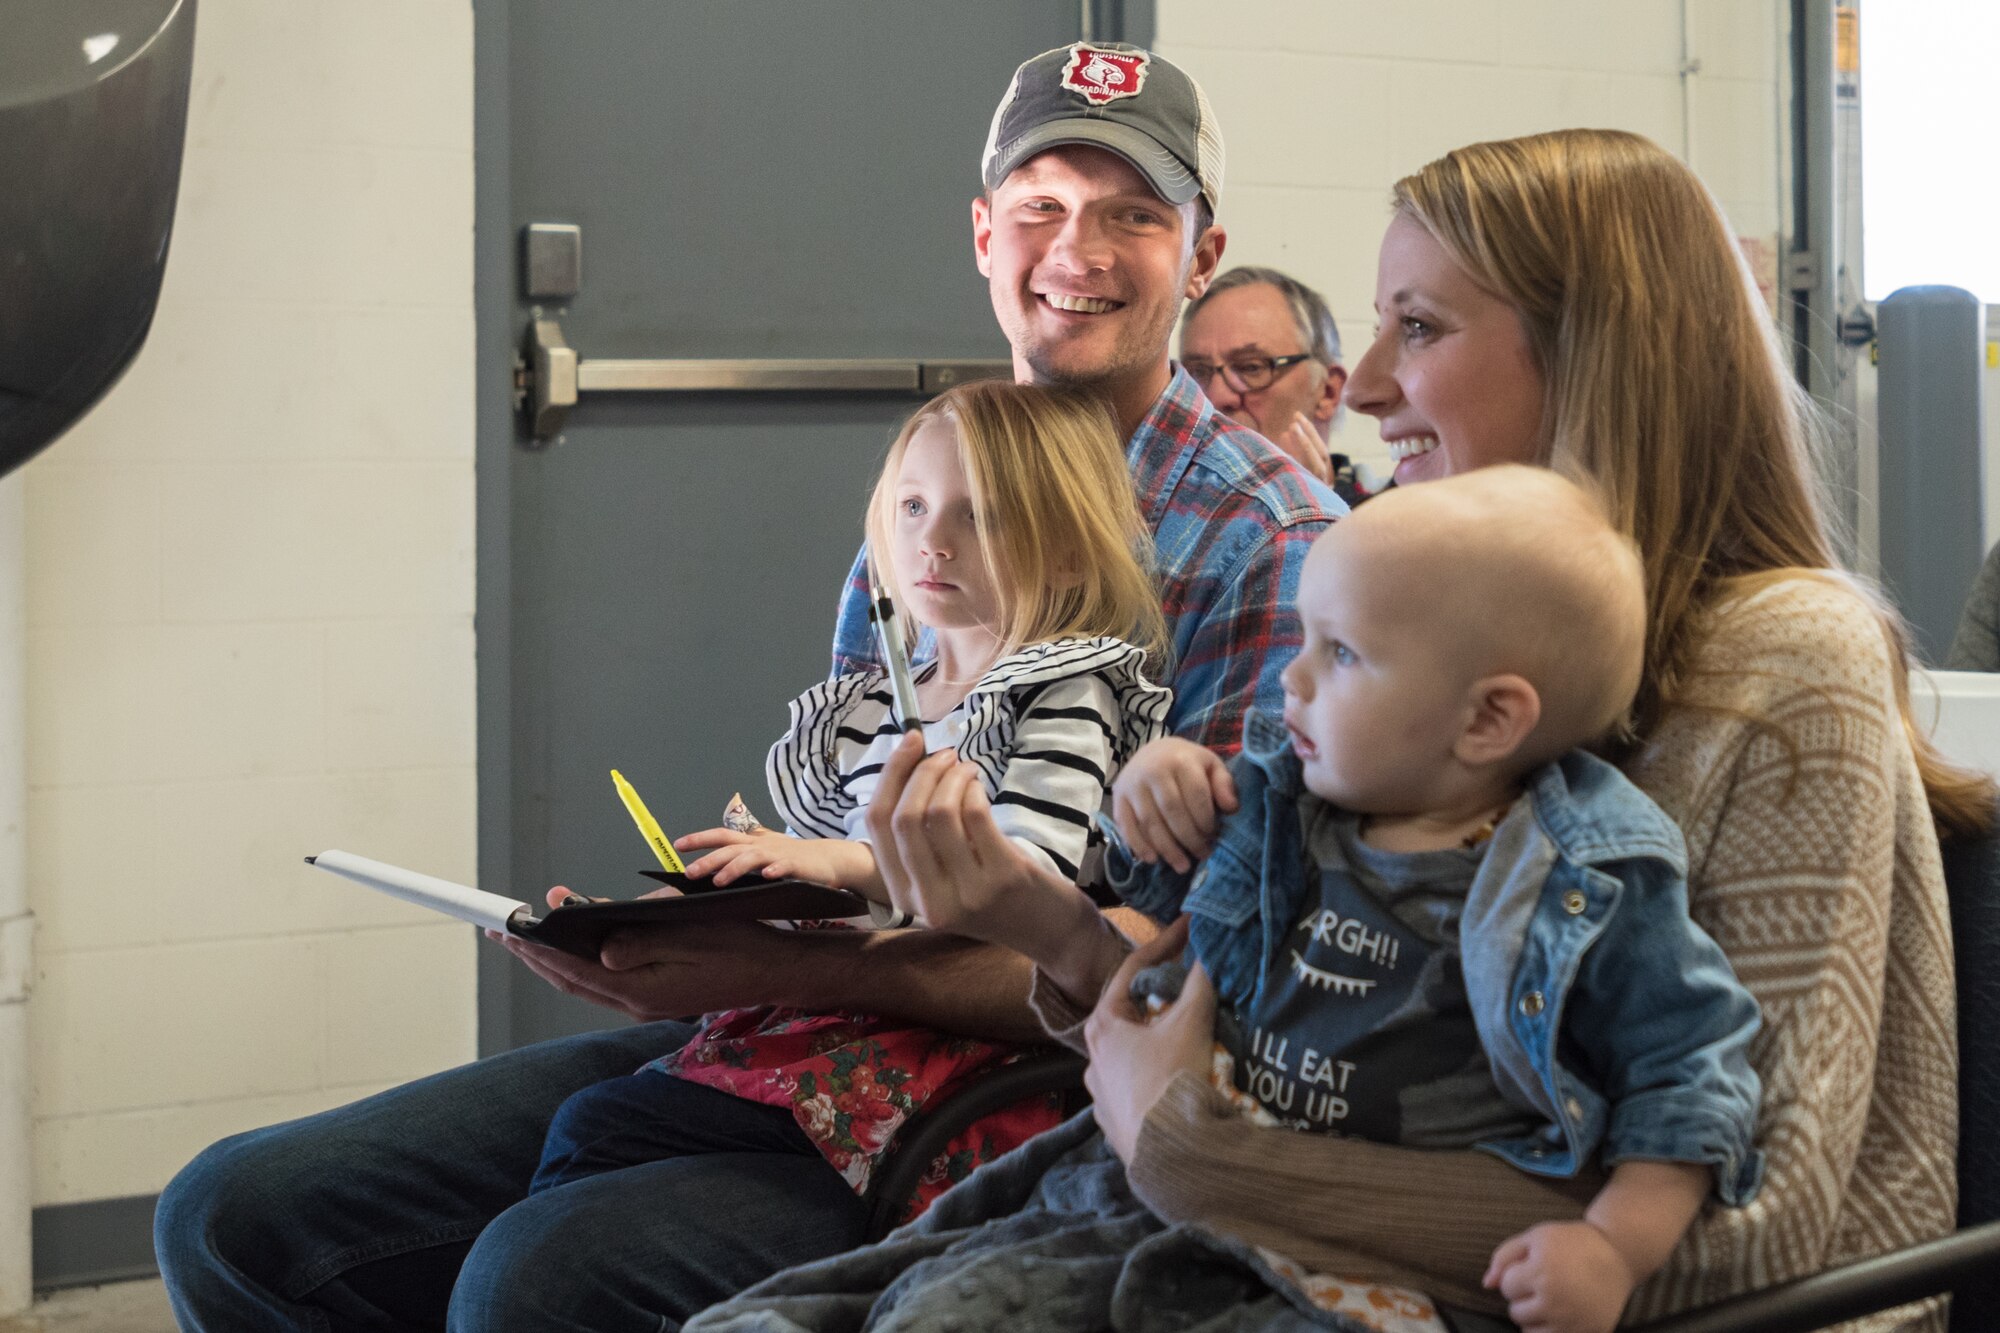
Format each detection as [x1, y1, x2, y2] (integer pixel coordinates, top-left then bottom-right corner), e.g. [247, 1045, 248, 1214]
[511, 873, 872, 960]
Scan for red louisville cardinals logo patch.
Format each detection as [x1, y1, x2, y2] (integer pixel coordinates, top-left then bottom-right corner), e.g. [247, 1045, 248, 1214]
[1060, 45, 1148, 105]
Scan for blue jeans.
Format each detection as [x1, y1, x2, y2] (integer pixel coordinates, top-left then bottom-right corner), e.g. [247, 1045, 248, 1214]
[154, 1021, 872, 1332]
[530, 1068, 828, 1196]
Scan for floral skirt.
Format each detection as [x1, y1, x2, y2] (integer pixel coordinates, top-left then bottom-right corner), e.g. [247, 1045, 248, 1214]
[653, 1005, 1064, 1221]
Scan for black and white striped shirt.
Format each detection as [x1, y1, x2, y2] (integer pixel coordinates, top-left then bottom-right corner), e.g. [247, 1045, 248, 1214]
[766, 637, 1172, 926]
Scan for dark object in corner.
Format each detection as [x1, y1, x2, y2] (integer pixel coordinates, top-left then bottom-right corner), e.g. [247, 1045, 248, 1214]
[0, 0, 196, 477]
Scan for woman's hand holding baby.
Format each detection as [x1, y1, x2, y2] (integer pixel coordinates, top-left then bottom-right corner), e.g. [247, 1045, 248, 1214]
[676, 827, 886, 898]
[1084, 917, 1213, 1163]
[1112, 737, 1238, 873]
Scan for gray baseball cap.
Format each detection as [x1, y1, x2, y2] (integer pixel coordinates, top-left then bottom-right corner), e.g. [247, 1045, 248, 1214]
[981, 43, 1224, 215]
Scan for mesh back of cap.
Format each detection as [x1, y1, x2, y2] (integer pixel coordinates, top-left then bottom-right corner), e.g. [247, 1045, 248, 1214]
[981, 66, 1028, 181]
[1191, 77, 1225, 212]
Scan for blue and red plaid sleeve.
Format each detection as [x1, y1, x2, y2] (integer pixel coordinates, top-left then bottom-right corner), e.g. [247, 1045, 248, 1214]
[1126, 369, 1340, 754]
[830, 544, 879, 679]
[1159, 510, 1325, 754]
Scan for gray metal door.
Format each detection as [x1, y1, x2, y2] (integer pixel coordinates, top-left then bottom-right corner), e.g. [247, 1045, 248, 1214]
[476, 3, 1136, 1050]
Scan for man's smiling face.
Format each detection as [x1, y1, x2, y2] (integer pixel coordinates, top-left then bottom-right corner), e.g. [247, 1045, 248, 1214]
[973, 143, 1214, 389]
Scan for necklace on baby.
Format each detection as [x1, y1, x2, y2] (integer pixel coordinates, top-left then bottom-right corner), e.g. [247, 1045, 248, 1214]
[1460, 806, 1508, 849]
[1459, 797, 1522, 848]
[1361, 802, 1512, 851]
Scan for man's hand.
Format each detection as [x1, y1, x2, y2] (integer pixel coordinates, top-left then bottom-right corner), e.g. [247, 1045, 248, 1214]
[675, 828, 884, 897]
[1482, 1220, 1637, 1333]
[1083, 917, 1212, 1162]
[1111, 737, 1238, 873]
[866, 738, 1034, 938]
[485, 916, 791, 1023]
[864, 731, 1127, 1006]
[1274, 412, 1334, 484]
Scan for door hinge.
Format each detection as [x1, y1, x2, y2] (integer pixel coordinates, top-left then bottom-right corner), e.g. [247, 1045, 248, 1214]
[1786, 250, 1821, 294]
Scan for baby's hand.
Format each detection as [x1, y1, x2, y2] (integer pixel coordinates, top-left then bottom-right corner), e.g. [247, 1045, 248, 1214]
[1111, 737, 1238, 873]
[1482, 1221, 1636, 1333]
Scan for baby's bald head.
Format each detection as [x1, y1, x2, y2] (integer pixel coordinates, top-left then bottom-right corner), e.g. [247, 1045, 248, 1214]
[1315, 466, 1644, 772]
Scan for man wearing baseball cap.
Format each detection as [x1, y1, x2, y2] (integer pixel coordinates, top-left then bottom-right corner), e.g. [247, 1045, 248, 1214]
[157, 44, 1338, 1333]
[968, 41, 1225, 426]
[832, 42, 1336, 743]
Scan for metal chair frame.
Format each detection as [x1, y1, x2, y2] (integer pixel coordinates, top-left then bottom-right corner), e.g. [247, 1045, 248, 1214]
[860, 1046, 1090, 1241]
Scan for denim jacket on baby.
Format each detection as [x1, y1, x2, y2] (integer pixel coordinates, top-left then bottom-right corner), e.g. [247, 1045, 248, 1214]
[1103, 709, 1766, 1205]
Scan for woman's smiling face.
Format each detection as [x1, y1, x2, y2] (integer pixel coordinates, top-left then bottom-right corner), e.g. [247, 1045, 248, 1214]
[1343, 213, 1547, 486]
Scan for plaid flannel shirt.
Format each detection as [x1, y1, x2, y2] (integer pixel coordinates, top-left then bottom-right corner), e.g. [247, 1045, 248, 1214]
[830, 367, 1342, 755]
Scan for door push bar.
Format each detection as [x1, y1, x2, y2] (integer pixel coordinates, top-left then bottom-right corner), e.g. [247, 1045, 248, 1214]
[516, 318, 1013, 443]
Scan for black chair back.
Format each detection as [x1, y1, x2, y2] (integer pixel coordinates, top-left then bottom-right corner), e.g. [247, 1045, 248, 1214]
[1940, 812, 2000, 1329]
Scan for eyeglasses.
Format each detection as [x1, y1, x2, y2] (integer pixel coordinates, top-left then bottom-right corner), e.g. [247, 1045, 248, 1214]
[1180, 353, 1317, 392]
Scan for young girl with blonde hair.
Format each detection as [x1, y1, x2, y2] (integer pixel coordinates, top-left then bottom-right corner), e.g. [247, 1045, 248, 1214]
[523, 379, 1173, 1231]
[680, 377, 1170, 901]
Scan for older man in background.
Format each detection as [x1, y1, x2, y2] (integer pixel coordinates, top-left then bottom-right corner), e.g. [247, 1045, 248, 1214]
[1180, 266, 1365, 503]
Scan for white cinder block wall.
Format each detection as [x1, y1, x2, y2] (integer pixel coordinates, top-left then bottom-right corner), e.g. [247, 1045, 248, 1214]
[24, 0, 477, 1209]
[19, 1, 1789, 1215]
[1156, 0, 1787, 484]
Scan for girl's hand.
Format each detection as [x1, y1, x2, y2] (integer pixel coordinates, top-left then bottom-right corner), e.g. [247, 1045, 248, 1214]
[676, 830, 880, 893]
[675, 826, 783, 855]
[1111, 738, 1238, 873]
[674, 827, 768, 883]
[1083, 917, 1211, 1162]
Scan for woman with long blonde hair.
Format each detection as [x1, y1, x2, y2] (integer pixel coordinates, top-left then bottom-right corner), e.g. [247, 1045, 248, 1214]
[692, 129, 1987, 1333]
[1331, 127, 1981, 1325]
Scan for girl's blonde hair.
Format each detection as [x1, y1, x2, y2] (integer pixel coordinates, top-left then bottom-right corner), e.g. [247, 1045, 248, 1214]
[1392, 128, 1994, 835]
[865, 381, 1168, 667]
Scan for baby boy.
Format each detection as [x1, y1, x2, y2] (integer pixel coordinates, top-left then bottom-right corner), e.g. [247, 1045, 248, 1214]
[1106, 465, 1763, 1333]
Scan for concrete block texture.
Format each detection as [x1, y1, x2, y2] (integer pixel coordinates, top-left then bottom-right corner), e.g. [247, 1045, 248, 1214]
[1157, 0, 1784, 484]
[23, 0, 476, 1208]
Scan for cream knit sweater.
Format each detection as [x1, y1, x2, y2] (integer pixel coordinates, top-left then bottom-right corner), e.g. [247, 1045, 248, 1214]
[1624, 577, 1956, 1328]
[1104, 577, 1958, 1330]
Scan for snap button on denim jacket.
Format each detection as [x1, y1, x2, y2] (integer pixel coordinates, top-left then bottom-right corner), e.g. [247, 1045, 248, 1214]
[1103, 710, 1766, 1206]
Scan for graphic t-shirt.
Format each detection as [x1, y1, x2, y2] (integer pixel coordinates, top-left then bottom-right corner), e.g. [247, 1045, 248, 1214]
[1226, 799, 1540, 1147]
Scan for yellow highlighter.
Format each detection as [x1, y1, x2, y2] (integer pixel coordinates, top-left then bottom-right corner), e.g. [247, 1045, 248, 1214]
[610, 769, 687, 874]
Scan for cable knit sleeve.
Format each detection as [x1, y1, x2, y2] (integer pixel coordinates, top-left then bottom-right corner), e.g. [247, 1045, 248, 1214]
[1125, 1072, 1595, 1315]
[1621, 577, 1957, 1330]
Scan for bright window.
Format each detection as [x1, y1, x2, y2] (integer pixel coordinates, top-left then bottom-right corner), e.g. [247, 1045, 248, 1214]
[1861, 0, 2000, 304]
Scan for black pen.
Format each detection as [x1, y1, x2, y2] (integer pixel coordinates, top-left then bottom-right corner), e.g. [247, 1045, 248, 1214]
[866, 554, 925, 741]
